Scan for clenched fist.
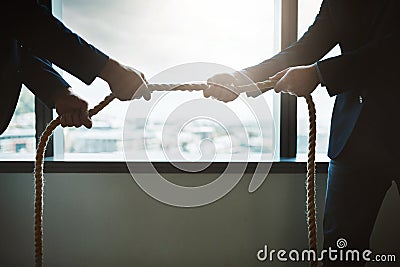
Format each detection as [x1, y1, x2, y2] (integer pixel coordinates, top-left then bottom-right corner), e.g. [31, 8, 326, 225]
[271, 64, 320, 97]
[98, 58, 151, 101]
[53, 88, 92, 128]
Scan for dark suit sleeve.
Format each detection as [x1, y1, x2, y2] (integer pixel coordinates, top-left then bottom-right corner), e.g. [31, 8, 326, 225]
[318, 31, 400, 96]
[243, 0, 338, 84]
[20, 48, 70, 108]
[7, 1, 108, 85]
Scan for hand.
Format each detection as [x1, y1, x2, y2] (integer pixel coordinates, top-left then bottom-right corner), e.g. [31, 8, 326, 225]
[98, 58, 150, 101]
[203, 72, 243, 102]
[53, 88, 92, 128]
[270, 64, 320, 97]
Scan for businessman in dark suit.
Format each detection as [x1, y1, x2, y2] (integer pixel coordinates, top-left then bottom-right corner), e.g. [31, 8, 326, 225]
[205, 0, 399, 265]
[0, 1, 150, 134]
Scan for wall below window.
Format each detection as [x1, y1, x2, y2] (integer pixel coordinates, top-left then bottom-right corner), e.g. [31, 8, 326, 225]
[0, 173, 398, 266]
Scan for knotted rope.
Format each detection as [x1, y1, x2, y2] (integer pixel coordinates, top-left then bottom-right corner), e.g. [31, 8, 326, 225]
[34, 81, 317, 267]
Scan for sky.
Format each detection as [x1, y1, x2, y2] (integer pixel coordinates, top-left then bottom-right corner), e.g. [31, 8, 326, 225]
[59, 0, 276, 77]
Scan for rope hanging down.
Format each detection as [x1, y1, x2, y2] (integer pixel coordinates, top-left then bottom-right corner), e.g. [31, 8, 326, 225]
[34, 81, 317, 267]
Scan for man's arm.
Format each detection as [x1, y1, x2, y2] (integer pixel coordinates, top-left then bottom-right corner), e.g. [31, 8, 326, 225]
[20, 49, 70, 108]
[205, 0, 338, 101]
[20, 50, 92, 128]
[7, 1, 108, 85]
[243, 0, 338, 83]
[8, 1, 150, 101]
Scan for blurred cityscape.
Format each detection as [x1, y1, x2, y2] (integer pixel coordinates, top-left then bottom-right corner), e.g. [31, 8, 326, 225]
[0, 89, 277, 161]
[0, 88, 36, 157]
[0, 91, 331, 161]
[0, 97, 328, 161]
[63, 117, 275, 161]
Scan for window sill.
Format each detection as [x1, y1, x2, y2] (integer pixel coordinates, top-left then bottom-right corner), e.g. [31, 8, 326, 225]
[0, 158, 329, 174]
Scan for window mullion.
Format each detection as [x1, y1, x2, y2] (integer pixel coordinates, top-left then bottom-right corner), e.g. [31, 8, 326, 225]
[35, 0, 54, 158]
[280, 0, 298, 158]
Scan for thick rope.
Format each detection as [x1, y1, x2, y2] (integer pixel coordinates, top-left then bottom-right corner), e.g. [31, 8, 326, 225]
[305, 95, 317, 267]
[34, 82, 317, 266]
[34, 94, 115, 267]
[147, 80, 276, 93]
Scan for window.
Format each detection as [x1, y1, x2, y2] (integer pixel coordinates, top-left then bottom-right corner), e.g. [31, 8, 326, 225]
[0, 0, 337, 164]
[296, 0, 339, 160]
[54, 0, 278, 161]
[0, 87, 35, 160]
